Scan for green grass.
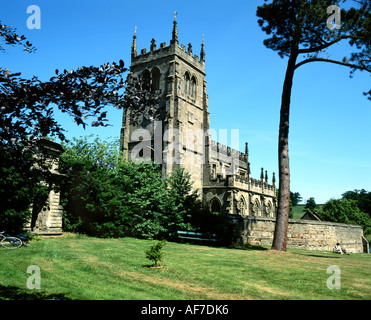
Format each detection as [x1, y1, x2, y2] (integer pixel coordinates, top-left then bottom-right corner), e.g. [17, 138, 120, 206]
[291, 204, 326, 219]
[0, 235, 370, 300]
[291, 205, 306, 219]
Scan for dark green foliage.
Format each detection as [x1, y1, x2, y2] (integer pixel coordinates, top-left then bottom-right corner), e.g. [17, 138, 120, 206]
[59, 136, 203, 240]
[165, 167, 200, 240]
[342, 189, 371, 218]
[60, 136, 239, 245]
[0, 144, 51, 234]
[0, 20, 125, 235]
[60, 135, 129, 237]
[145, 240, 167, 266]
[0, 20, 156, 235]
[305, 197, 317, 211]
[317, 198, 371, 235]
[290, 192, 302, 206]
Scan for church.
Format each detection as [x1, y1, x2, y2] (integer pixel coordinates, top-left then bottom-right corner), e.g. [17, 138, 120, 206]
[120, 14, 277, 218]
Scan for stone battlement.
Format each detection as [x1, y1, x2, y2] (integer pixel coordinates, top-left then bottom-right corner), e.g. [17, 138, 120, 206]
[210, 140, 248, 162]
[132, 40, 205, 73]
[228, 175, 276, 195]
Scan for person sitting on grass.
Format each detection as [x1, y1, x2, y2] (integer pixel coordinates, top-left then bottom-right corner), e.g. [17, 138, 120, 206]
[333, 242, 349, 255]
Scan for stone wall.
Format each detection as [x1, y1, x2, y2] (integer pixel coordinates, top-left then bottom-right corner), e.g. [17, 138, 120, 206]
[232, 216, 368, 253]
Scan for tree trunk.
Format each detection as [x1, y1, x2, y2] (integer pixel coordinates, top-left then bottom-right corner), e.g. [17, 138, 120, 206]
[272, 52, 298, 251]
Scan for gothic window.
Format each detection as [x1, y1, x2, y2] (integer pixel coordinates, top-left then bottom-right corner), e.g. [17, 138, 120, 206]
[251, 198, 260, 216]
[210, 198, 221, 215]
[151, 67, 161, 92]
[184, 72, 190, 95]
[266, 201, 273, 217]
[142, 69, 151, 91]
[237, 197, 246, 216]
[190, 76, 197, 98]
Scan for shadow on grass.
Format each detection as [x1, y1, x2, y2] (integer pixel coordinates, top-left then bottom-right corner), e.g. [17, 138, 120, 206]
[142, 264, 166, 269]
[0, 284, 71, 300]
[295, 252, 341, 259]
[230, 243, 269, 251]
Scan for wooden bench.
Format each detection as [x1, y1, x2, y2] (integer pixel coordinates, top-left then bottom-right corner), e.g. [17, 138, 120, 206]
[177, 230, 218, 244]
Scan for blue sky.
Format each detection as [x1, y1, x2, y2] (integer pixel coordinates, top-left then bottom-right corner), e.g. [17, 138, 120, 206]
[1, 0, 370, 204]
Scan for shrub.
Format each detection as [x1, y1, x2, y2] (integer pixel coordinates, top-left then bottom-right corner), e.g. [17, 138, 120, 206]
[145, 240, 167, 267]
[59, 136, 202, 240]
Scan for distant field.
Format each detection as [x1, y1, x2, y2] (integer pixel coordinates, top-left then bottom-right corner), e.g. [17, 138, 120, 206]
[291, 205, 306, 219]
[0, 235, 370, 300]
[291, 204, 324, 219]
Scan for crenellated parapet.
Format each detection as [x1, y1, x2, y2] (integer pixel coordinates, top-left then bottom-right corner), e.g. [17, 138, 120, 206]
[131, 13, 205, 73]
[209, 140, 248, 162]
[229, 175, 276, 195]
[131, 39, 205, 73]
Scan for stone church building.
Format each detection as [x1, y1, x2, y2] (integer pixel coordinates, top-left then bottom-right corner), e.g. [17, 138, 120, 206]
[120, 15, 277, 218]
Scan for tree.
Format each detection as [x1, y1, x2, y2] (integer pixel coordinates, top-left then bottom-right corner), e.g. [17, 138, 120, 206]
[305, 197, 317, 211]
[341, 189, 371, 217]
[165, 167, 200, 239]
[59, 136, 203, 239]
[59, 135, 130, 237]
[257, 0, 371, 251]
[317, 198, 371, 235]
[0, 20, 35, 53]
[290, 191, 303, 206]
[0, 20, 159, 231]
[145, 240, 167, 267]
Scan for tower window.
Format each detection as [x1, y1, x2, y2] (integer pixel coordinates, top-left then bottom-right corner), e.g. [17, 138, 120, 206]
[151, 67, 161, 92]
[191, 76, 197, 97]
[184, 72, 190, 95]
[142, 69, 151, 91]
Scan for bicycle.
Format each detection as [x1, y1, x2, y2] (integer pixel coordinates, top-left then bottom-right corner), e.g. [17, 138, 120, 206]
[0, 231, 24, 249]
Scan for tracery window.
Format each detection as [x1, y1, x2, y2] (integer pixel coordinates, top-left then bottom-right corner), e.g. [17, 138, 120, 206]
[252, 199, 260, 216]
[266, 201, 273, 217]
[237, 197, 246, 216]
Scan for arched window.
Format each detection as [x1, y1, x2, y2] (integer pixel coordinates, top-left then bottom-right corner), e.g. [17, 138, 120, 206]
[142, 69, 151, 91]
[190, 76, 197, 97]
[237, 197, 246, 216]
[210, 198, 221, 215]
[251, 198, 260, 216]
[184, 72, 190, 95]
[265, 201, 273, 217]
[151, 67, 161, 92]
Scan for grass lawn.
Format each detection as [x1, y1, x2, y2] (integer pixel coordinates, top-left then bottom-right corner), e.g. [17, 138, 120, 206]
[0, 235, 370, 300]
[291, 205, 306, 219]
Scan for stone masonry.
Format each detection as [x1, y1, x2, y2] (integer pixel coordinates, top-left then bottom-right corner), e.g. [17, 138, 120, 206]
[232, 216, 367, 253]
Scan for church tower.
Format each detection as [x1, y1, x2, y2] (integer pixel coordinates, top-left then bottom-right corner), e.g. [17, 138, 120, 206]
[121, 13, 210, 192]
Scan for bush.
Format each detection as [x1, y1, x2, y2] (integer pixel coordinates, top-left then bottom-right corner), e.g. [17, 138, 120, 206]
[59, 136, 203, 240]
[0, 147, 43, 234]
[145, 240, 167, 266]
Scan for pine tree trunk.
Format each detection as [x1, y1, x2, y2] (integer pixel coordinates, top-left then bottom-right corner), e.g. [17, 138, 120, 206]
[272, 52, 298, 251]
